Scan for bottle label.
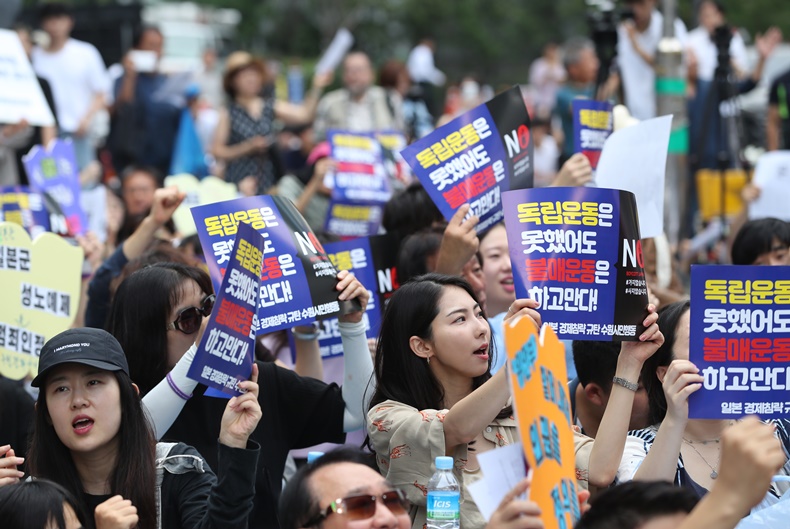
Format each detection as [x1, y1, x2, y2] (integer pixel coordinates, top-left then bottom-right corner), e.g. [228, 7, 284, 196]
[427, 491, 460, 520]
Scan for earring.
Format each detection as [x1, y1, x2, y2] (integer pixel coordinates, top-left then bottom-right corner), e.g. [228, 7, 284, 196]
[426, 356, 431, 365]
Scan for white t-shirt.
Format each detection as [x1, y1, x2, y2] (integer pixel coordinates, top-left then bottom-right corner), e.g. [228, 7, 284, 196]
[533, 134, 560, 187]
[529, 58, 566, 115]
[407, 44, 446, 86]
[32, 39, 109, 133]
[617, 11, 688, 121]
[686, 26, 749, 82]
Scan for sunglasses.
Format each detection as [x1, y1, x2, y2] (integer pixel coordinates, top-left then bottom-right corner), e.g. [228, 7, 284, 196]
[306, 489, 409, 526]
[167, 294, 215, 334]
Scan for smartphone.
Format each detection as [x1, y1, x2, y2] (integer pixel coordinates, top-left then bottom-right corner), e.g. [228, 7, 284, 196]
[129, 50, 157, 73]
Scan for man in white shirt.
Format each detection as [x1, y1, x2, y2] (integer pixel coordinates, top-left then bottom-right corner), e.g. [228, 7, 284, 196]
[407, 38, 445, 119]
[32, 3, 109, 169]
[407, 38, 445, 87]
[685, 0, 748, 83]
[616, 0, 687, 121]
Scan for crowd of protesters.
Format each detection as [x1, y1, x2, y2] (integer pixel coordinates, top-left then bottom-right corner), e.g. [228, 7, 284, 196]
[2, 1, 790, 529]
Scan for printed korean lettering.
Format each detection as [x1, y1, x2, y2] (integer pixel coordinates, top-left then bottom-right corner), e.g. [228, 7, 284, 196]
[224, 268, 259, 306]
[260, 280, 294, 308]
[550, 478, 580, 529]
[235, 239, 263, 277]
[511, 335, 538, 388]
[540, 366, 572, 425]
[215, 298, 254, 337]
[530, 415, 561, 467]
[19, 283, 71, 317]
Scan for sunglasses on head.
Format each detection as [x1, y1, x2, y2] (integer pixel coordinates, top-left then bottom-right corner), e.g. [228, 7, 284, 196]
[167, 294, 215, 334]
[306, 489, 409, 526]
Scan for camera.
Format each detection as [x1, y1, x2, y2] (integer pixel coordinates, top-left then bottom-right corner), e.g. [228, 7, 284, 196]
[585, 0, 635, 57]
[585, 0, 634, 93]
[712, 24, 732, 52]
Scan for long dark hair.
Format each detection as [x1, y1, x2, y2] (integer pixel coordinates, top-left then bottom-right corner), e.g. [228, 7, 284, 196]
[369, 273, 506, 416]
[0, 479, 88, 529]
[641, 300, 691, 426]
[28, 371, 157, 529]
[108, 262, 213, 394]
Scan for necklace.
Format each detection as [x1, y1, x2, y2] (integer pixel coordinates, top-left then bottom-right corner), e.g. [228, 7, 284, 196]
[682, 436, 720, 445]
[682, 439, 720, 479]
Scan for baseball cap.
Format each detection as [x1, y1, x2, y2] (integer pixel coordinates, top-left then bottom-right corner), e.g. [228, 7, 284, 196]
[32, 328, 129, 387]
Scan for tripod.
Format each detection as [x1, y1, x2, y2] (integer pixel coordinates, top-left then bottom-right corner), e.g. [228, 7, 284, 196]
[690, 32, 746, 262]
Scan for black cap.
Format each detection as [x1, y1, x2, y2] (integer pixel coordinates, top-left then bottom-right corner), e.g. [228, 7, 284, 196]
[32, 328, 129, 387]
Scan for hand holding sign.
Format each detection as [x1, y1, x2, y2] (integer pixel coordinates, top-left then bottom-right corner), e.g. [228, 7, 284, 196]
[486, 478, 543, 529]
[436, 204, 480, 276]
[336, 270, 369, 324]
[219, 364, 262, 449]
[662, 359, 703, 424]
[551, 153, 592, 187]
[619, 305, 663, 366]
[503, 298, 542, 328]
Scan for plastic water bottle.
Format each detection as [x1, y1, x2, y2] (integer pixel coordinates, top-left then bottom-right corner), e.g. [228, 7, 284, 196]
[426, 456, 460, 529]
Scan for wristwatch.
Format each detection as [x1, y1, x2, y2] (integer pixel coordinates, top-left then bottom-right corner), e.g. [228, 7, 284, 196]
[612, 376, 638, 392]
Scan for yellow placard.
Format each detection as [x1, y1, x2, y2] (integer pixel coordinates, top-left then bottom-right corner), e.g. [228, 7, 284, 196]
[0, 222, 83, 379]
[505, 318, 579, 529]
[164, 174, 239, 237]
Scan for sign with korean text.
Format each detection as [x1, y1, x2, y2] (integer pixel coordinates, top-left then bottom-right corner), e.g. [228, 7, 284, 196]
[376, 131, 413, 188]
[0, 222, 82, 380]
[0, 187, 50, 238]
[505, 318, 579, 529]
[572, 99, 612, 172]
[690, 265, 790, 419]
[191, 195, 355, 335]
[188, 221, 261, 396]
[400, 86, 534, 233]
[748, 151, 790, 222]
[502, 187, 648, 341]
[23, 139, 86, 236]
[295, 233, 400, 359]
[164, 174, 239, 237]
[0, 29, 56, 127]
[324, 130, 391, 238]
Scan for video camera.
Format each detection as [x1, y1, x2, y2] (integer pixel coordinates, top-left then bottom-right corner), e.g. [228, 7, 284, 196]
[585, 0, 634, 97]
[585, 0, 635, 63]
[712, 24, 733, 77]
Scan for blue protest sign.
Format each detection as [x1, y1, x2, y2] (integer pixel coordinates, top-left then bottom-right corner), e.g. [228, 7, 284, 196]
[400, 86, 533, 233]
[324, 130, 391, 238]
[375, 131, 412, 188]
[572, 100, 612, 173]
[188, 221, 261, 396]
[690, 265, 790, 419]
[502, 187, 648, 341]
[191, 195, 352, 335]
[0, 187, 50, 238]
[22, 139, 86, 236]
[290, 233, 399, 359]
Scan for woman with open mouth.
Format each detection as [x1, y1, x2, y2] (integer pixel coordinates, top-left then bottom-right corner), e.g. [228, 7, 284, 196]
[0, 327, 262, 529]
[367, 273, 541, 529]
